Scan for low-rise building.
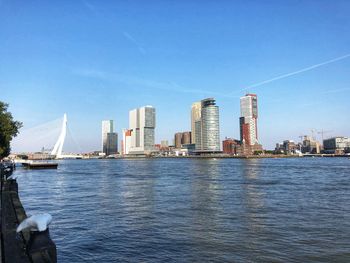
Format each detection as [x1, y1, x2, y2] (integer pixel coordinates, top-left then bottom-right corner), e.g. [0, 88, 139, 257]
[275, 140, 298, 154]
[323, 137, 350, 154]
[301, 136, 320, 154]
[181, 143, 196, 155]
[236, 143, 263, 155]
[222, 138, 240, 155]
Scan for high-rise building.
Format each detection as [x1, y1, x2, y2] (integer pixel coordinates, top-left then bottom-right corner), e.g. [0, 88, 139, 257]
[106, 133, 118, 155]
[240, 94, 259, 146]
[201, 98, 220, 151]
[102, 120, 118, 155]
[191, 101, 201, 145]
[128, 105, 156, 154]
[194, 98, 220, 152]
[102, 120, 113, 152]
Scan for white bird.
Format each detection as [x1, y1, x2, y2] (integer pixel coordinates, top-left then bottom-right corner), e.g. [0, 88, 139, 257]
[17, 213, 53, 232]
[8, 174, 20, 180]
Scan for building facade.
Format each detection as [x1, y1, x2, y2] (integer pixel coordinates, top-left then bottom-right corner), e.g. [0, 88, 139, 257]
[275, 140, 298, 154]
[301, 136, 320, 154]
[128, 106, 156, 155]
[194, 98, 220, 152]
[191, 101, 202, 146]
[182, 131, 191, 145]
[122, 129, 132, 155]
[174, 132, 183, 149]
[323, 137, 350, 154]
[174, 131, 192, 149]
[106, 133, 118, 155]
[102, 120, 118, 155]
[240, 94, 259, 146]
[195, 120, 202, 150]
[222, 138, 240, 155]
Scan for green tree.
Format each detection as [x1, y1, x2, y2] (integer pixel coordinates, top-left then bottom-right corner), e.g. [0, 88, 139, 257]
[0, 102, 22, 159]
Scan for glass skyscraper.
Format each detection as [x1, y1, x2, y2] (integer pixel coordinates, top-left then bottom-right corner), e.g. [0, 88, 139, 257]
[194, 98, 220, 152]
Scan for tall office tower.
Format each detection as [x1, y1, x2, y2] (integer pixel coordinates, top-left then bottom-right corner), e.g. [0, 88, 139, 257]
[200, 98, 220, 151]
[191, 101, 201, 145]
[240, 94, 258, 145]
[128, 106, 156, 154]
[102, 120, 114, 154]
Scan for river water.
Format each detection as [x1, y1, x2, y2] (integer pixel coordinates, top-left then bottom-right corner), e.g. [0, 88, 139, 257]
[16, 158, 350, 262]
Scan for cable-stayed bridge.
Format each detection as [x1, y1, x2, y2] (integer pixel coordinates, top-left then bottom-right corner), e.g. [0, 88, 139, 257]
[50, 114, 67, 158]
[11, 114, 82, 159]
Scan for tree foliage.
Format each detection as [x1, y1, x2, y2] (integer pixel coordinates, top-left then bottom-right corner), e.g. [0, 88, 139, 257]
[0, 102, 22, 159]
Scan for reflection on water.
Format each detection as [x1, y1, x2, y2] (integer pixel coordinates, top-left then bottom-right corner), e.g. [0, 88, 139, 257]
[242, 159, 266, 230]
[16, 158, 350, 262]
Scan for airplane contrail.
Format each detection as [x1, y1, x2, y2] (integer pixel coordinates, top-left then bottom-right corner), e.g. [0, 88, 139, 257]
[231, 53, 350, 94]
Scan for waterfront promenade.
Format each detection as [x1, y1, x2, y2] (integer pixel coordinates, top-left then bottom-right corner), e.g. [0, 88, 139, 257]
[0, 163, 56, 263]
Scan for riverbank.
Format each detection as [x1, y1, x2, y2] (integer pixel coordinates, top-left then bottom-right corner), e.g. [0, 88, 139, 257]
[10, 153, 349, 162]
[105, 153, 349, 159]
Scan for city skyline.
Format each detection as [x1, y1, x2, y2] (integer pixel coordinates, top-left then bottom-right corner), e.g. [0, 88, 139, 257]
[2, 1, 350, 151]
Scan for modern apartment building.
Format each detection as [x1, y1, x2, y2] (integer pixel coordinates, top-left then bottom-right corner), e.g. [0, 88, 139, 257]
[128, 105, 156, 155]
[240, 94, 259, 146]
[323, 137, 350, 154]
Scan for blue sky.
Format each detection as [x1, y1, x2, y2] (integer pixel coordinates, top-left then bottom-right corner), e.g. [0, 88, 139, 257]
[1, 0, 349, 152]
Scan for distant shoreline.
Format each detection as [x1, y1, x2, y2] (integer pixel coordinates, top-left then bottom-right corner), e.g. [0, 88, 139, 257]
[10, 153, 349, 162]
[86, 154, 349, 160]
[125, 154, 349, 159]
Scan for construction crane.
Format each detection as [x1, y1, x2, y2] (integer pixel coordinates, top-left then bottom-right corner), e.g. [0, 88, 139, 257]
[317, 129, 333, 143]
